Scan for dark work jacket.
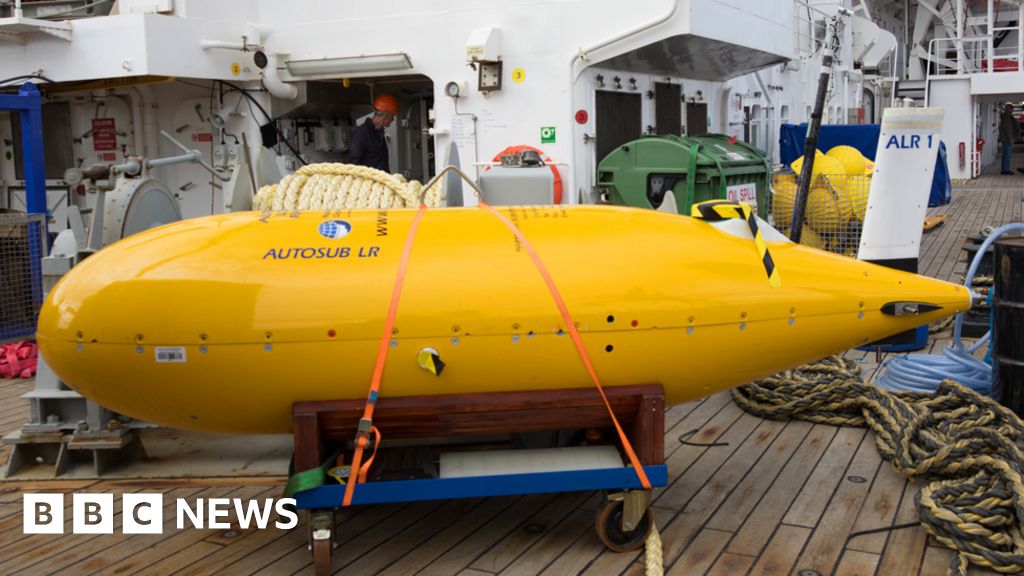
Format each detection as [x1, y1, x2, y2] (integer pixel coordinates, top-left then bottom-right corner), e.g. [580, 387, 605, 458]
[1000, 111, 1020, 144]
[349, 118, 389, 172]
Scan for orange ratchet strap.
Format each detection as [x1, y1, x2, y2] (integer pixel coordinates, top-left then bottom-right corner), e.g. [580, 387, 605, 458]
[477, 202, 652, 490]
[342, 204, 428, 507]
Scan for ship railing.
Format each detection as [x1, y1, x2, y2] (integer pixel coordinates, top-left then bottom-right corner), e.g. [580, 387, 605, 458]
[926, 31, 1024, 79]
[792, 0, 842, 59]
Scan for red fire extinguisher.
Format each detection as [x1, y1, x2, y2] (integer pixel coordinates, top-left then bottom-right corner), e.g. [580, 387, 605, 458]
[974, 138, 985, 177]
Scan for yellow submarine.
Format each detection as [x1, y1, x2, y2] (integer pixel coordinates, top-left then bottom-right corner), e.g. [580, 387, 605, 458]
[36, 205, 971, 434]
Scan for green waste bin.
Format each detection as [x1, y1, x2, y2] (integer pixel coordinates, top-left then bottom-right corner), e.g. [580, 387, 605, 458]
[597, 134, 771, 218]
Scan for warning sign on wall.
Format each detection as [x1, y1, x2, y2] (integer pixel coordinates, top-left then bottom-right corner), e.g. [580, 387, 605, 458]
[92, 118, 118, 151]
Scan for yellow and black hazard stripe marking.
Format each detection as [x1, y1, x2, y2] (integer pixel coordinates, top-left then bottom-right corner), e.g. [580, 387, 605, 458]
[690, 200, 781, 288]
[417, 347, 445, 376]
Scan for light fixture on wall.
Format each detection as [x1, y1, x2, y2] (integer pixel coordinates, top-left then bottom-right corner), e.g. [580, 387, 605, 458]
[285, 53, 413, 76]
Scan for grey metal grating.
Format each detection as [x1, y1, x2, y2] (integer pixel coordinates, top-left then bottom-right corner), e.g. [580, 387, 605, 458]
[0, 212, 45, 343]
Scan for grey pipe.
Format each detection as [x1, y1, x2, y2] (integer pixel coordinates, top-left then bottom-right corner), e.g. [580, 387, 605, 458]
[160, 130, 232, 181]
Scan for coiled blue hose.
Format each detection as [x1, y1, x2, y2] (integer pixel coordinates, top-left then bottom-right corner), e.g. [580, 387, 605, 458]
[875, 223, 1024, 396]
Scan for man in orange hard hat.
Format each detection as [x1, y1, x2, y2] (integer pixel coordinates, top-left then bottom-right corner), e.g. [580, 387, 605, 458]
[349, 93, 398, 172]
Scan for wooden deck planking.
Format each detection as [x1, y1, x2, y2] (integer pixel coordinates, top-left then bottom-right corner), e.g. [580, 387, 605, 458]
[384, 496, 523, 576]
[935, 190, 994, 281]
[924, 194, 975, 281]
[676, 418, 789, 522]
[834, 550, 882, 576]
[725, 423, 838, 556]
[661, 528, 732, 576]
[940, 189, 989, 280]
[704, 552, 756, 576]
[497, 508, 594, 576]
[0, 482, 126, 551]
[339, 499, 492, 576]
[655, 409, 768, 510]
[535, 520, 609, 576]
[918, 188, 1023, 282]
[255, 501, 432, 576]
[845, 448, 908, 555]
[703, 420, 814, 533]
[790, 434, 883, 575]
[783, 427, 868, 528]
[19, 488, 203, 575]
[876, 480, 932, 576]
[660, 392, 735, 463]
[418, 495, 558, 576]
[919, 194, 967, 279]
[137, 487, 283, 576]
[173, 504, 369, 576]
[468, 492, 592, 574]
[746, 524, 812, 576]
[920, 546, 958, 576]
[0, 481, 103, 525]
[0, 186, 1013, 575]
[3, 488, 151, 572]
[73, 487, 266, 576]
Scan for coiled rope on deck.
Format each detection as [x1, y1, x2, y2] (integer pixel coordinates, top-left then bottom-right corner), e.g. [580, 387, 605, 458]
[731, 356, 1024, 575]
[253, 163, 443, 211]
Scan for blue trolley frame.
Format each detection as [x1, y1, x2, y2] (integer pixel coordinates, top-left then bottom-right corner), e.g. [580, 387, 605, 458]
[0, 83, 47, 341]
[295, 465, 668, 509]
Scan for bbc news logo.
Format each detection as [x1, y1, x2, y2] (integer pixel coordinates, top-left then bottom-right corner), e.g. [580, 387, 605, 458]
[23, 494, 298, 534]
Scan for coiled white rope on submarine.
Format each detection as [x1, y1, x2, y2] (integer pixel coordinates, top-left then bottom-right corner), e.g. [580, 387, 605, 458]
[256, 163, 668, 574]
[253, 163, 444, 211]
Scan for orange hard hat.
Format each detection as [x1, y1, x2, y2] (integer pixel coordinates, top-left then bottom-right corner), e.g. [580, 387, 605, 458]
[373, 94, 398, 115]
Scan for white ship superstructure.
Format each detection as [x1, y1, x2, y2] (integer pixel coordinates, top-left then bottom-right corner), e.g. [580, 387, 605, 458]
[0, 0, 919, 221]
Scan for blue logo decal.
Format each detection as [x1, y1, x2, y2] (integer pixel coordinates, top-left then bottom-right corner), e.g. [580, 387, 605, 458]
[318, 220, 352, 239]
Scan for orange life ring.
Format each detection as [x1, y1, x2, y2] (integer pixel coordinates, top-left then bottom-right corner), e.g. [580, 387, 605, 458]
[489, 145, 563, 205]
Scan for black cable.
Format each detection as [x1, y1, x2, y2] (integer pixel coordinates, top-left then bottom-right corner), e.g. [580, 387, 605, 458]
[174, 78, 215, 91]
[210, 81, 216, 140]
[0, 74, 54, 85]
[678, 429, 729, 448]
[241, 96, 284, 157]
[173, 78, 307, 165]
[845, 522, 921, 541]
[216, 80, 307, 165]
[216, 81, 270, 116]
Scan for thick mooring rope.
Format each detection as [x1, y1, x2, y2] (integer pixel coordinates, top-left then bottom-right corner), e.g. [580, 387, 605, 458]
[253, 163, 443, 211]
[731, 356, 1024, 575]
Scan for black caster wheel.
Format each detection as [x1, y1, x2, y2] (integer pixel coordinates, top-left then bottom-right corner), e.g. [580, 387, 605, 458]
[310, 510, 335, 575]
[594, 498, 652, 552]
[312, 536, 332, 575]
